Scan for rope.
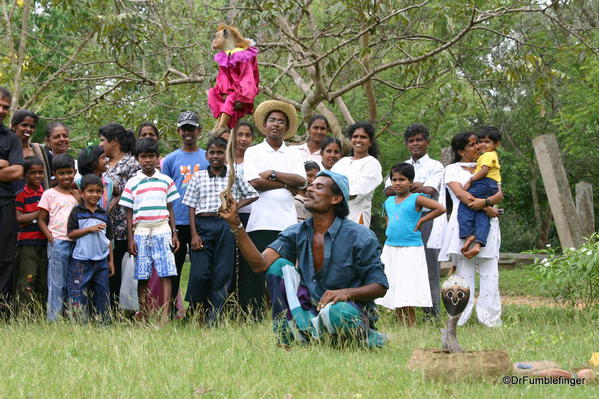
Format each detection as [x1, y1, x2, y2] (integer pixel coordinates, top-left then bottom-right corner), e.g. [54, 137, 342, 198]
[219, 128, 236, 211]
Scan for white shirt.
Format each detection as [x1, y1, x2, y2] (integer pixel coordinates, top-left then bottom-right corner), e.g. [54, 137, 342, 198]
[236, 162, 252, 214]
[331, 155, 382, 228]
[384, 153, 444, 211]
[292, 142, 323, 163]
[244, 140, 307, 232]
[428, 163, 500, 261]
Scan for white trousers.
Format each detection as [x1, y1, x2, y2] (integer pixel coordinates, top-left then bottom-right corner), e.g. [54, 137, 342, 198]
[455, 255, 502, 327]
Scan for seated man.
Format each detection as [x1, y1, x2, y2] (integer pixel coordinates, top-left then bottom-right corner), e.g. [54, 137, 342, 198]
[220, 170, 389, 347]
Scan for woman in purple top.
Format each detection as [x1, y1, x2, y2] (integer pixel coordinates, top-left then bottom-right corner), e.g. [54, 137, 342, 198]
[100, 123, 140, 308]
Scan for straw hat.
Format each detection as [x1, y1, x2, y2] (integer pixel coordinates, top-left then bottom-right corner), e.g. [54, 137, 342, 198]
[253, 100, 299, 140]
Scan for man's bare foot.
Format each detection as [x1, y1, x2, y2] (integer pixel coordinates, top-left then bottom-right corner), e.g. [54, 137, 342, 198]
[461, 236, 475, 254]
[464, 243, 481, 259]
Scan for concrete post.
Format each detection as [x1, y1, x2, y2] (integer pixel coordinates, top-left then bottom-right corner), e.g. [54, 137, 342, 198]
[575, 181, 595, 239]
[532, 134, 583, 248]
[440, 147, 453, 167]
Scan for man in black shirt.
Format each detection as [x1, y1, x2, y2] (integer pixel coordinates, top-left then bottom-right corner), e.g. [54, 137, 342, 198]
[0, 87, 25, 314]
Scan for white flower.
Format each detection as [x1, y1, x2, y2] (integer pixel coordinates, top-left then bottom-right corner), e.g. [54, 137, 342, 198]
[546, 243, 551, 248]
[541, 258, 549, 266]
[585, 250, 593, 256]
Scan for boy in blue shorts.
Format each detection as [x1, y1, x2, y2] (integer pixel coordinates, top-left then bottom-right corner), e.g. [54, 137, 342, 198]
[460, 126, 502, 258]
[66, 174, 115, 322]
[119, 139, 180, 321]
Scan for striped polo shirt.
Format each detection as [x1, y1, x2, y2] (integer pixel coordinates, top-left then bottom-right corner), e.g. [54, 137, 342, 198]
[15, 184, 46, 246]
[119, 170, 180, 225]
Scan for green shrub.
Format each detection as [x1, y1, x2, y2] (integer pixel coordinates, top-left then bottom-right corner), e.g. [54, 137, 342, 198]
[533, 233, 599, 309]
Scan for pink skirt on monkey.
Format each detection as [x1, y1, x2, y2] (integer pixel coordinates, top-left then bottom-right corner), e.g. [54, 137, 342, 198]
[207, 46, 260, 129]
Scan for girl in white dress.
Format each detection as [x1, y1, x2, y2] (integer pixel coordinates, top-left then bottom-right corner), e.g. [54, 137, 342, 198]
[428, 132, 503, 327]
[375, 163, 446, 325]
[331, 122, 382, 228]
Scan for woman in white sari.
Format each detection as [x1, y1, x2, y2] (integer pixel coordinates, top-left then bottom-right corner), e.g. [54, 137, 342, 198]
[428, 132, 503, 327]
[331, 122, 382, 228]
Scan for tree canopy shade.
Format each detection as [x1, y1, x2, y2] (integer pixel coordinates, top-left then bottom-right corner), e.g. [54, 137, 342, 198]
[1, 0, 597, 250]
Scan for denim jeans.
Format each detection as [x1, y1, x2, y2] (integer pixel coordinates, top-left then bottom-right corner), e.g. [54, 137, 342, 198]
[458, 178, 498, 246]
[68, 257, 110, 322]
[47, 239, 72, 321]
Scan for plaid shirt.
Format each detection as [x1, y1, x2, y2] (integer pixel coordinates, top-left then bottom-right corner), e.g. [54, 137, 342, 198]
[182, 166, 258, 214]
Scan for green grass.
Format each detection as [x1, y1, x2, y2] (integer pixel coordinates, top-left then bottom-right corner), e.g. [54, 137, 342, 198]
[441, 265, 548, 298]
[1, 265, 595, 398]
[1, 304, 597, 398]
[498, 266, 548, 297]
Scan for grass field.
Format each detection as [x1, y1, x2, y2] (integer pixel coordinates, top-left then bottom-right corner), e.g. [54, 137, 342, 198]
[1, 267, 597, 398]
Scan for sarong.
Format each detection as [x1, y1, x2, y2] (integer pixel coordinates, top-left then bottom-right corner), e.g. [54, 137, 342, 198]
[265, 258, 387, 347]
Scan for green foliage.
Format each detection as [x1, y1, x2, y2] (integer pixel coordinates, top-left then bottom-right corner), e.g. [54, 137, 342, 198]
[533, 234, 599, 309]
[2, 0, 598, 251]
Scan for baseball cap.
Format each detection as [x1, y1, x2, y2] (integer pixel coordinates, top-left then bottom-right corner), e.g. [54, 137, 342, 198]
[316, 170, 350, 209]
[177, 111, 200, 128]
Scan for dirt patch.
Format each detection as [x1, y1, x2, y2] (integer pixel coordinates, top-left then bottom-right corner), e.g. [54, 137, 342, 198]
[494, 296, 595, 309]
[500, 296, 560, 307]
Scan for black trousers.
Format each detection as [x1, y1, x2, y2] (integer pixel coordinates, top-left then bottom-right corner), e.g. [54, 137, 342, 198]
[172, 225, 191, 307]
[230, 213, 250, 303]
[0, 200, 18, 312]
[239, 230, 280, 321]
[109, 239, 128, 309]
[187, 217, 235, 324]
[420, 213, 441, 318]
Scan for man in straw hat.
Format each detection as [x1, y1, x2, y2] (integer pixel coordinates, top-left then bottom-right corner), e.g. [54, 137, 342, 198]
[239, 100, 306, 320]
[221, 170, 388, 347]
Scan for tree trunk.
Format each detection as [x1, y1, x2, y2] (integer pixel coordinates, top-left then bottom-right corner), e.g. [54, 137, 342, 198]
[11, 0, 32, 109]
[361, 32, 377, 125]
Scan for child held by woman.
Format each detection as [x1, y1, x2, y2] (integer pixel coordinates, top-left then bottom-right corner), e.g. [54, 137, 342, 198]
[459, 126, 502, 258]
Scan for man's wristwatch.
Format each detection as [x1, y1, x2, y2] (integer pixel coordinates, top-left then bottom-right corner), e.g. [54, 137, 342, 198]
[230, 221, 244, 234]
[269, 170, 277, 181]
[485, 198, 491, 207]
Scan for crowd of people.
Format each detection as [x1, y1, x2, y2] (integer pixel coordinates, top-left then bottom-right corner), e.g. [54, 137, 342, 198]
[0, 85, 504, 346]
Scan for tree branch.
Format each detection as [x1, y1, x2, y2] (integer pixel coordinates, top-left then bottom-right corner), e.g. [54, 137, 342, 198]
[23, 30, 94, 109]
[294, 0, 432, 68]
[260, 85, 301, 109]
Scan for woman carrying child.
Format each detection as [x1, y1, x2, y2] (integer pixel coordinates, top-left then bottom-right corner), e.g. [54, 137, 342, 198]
[428, 131, 503, 327]
[375, 163, 445, 326]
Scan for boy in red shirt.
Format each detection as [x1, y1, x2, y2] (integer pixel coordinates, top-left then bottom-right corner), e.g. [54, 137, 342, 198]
[15, 157, 47, 309]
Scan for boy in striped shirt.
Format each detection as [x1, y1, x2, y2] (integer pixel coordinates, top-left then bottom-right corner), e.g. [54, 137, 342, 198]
[14, 157, 47, 309]
[119, 139, 180, 320]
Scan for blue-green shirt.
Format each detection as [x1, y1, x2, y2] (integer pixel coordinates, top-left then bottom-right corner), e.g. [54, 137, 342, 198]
[384, 193, 424, 247]
[267, 217, 388, 311]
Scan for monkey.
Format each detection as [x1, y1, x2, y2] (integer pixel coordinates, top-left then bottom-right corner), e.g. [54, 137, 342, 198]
[207, 24, 259, 137]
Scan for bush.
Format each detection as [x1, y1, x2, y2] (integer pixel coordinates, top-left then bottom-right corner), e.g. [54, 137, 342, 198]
[533, 233, 599, 309]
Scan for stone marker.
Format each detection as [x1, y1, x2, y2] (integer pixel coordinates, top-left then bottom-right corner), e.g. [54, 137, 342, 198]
[532, 134, 583, 248]
[440, 146, 453, 167]
[575, 182, 595, 239]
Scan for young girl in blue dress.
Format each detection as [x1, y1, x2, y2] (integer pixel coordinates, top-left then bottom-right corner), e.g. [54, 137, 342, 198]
[375, 163, 446, 325]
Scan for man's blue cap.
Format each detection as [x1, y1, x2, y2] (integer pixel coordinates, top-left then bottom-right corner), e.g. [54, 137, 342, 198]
[316, 170, 350, 208]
